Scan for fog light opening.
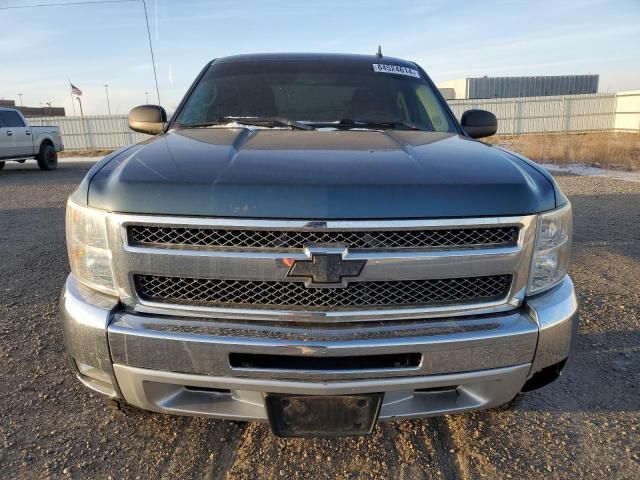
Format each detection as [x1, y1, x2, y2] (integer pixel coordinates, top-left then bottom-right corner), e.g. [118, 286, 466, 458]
[414, 386, 459, 394]
[184, 385, 231, 395]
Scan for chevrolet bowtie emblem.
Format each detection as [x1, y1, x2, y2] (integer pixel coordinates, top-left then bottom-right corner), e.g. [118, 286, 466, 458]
[287, 253, 366, 287]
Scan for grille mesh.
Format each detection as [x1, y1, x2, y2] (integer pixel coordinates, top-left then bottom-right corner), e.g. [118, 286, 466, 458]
[135, 274, 511, 310]
[128, 225, 518, 250]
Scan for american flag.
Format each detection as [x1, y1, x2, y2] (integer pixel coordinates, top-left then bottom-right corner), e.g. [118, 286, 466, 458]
[70, 82, 82, 96]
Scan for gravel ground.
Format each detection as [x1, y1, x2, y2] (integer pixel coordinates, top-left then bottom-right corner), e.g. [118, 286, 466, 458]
[0, 160, 638, 479]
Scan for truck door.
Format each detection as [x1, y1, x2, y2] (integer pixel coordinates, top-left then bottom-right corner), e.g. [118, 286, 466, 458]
[0, 110, 32, 158]
[0, 112, 18, 159]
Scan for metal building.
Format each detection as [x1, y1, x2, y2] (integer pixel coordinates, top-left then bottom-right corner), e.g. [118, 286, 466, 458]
[437, 75, 599, 100]
[0, 99, 66, 117]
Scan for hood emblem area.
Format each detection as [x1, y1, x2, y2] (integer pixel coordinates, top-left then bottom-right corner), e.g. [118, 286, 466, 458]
[286, 249, 366, 288]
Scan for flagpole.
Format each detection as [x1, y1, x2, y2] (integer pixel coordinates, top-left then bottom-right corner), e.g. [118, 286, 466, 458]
[70, 93, 77, 115]
[76, 96, 87, 150]
[77, 96, 84, 117]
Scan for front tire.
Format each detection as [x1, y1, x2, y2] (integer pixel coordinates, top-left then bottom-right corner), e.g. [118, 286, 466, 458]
[37, 143, 58, 170]
[0, 161, 5, 170]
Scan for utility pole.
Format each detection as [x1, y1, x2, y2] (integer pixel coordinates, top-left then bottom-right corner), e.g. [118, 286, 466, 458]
[142, 0, 161, 105]
[18, 93, 23, 106]
[104, 84, 111, 115]
[145, 91, 149, 104]
[46, 102, 52, 116]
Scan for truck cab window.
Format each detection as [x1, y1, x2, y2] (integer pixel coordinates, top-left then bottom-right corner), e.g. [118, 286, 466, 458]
[0, 111, 26, 127]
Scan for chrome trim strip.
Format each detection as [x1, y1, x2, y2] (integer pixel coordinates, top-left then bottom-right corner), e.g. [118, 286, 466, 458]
[130, 294, 519, 323]
[114, 214, 530, 231]
[106, 214, 537, 322]
[120, 247, 522, 281]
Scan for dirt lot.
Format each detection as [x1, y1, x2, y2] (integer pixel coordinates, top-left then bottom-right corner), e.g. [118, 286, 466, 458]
[1, 160, 638, 479]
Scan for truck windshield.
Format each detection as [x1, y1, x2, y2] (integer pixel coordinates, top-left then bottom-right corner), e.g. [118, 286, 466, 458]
[174, 59, 456, 132]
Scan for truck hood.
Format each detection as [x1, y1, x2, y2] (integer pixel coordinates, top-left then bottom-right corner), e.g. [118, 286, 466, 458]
[87, 128, 556, 218]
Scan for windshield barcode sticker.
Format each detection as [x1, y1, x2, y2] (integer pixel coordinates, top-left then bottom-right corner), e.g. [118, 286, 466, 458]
[372, 64, 420, 78]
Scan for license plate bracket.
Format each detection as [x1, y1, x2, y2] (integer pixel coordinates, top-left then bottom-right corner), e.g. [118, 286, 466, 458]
[265, 393, 383, 437]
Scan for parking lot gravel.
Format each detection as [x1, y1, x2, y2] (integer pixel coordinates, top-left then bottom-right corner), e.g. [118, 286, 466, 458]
[1, 160, 638, 479]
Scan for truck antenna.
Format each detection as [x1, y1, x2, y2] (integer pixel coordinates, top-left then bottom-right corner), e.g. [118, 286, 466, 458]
[377, 45, 383, 58]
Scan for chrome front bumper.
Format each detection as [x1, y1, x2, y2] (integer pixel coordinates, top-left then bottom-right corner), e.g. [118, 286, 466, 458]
[60, 274, 578, 421]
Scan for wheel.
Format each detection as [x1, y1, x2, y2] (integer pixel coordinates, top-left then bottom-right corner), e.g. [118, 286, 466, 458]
[17, 159, 26, 163]
[0, 161, 5, 170]
[36, 143, 58, 170]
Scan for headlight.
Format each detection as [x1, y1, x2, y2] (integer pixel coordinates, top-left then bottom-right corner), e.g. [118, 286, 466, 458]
[66, 200, 116, 295]
[527, 203, 572, 295]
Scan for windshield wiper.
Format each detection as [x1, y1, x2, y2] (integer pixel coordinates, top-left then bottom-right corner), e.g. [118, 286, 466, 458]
[179, 116, 314, 131]
[308, 119, 425, 131]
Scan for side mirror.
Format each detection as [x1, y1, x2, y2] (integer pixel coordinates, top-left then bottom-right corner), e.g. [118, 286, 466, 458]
[128, 105, 167, 135]
[461, 109, 497, 139]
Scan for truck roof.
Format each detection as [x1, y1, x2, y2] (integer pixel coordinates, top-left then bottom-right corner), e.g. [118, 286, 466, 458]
[211, 52, 419, 68]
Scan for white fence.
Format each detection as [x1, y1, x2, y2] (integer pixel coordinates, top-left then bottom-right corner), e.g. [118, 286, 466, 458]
[448, 91, 640, 135]
[28, 91, 640, 151]
[28, 114, 151, 150]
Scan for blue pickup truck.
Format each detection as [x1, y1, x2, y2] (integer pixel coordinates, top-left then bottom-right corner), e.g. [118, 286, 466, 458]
[60, 53, 577, 437]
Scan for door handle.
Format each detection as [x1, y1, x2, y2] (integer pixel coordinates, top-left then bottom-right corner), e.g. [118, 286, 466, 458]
[6, 130, 12, 136]
[25, 131, 31, 135]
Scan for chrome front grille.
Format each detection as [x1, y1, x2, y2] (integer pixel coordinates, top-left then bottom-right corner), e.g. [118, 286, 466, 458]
[135, 274, 512, 310]
[127, 225, 518, 250]
[109, 215, 537, 322]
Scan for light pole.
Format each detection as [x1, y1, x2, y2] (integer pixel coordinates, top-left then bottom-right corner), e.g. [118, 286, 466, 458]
[76, 96, 87, 149]
[145, 91, 149, 104]
[104, 84, 111, 115]
[18, 93, 23, 106]
[46, 102, 52, 116]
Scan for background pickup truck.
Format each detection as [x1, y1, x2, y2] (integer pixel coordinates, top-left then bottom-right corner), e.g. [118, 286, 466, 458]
[0, 107, 63, 170]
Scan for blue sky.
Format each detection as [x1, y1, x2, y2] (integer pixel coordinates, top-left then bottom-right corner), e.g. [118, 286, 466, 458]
[1, 0, 639, 115]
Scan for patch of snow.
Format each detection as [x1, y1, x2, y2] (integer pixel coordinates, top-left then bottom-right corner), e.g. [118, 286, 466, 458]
[542, 163, 640, 183]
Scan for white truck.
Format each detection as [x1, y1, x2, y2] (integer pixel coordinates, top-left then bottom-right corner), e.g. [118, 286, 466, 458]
[0, 107, 64, 170]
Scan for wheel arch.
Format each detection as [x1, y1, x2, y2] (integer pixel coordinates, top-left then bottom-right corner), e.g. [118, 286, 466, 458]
[38, 136, 55, 150]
